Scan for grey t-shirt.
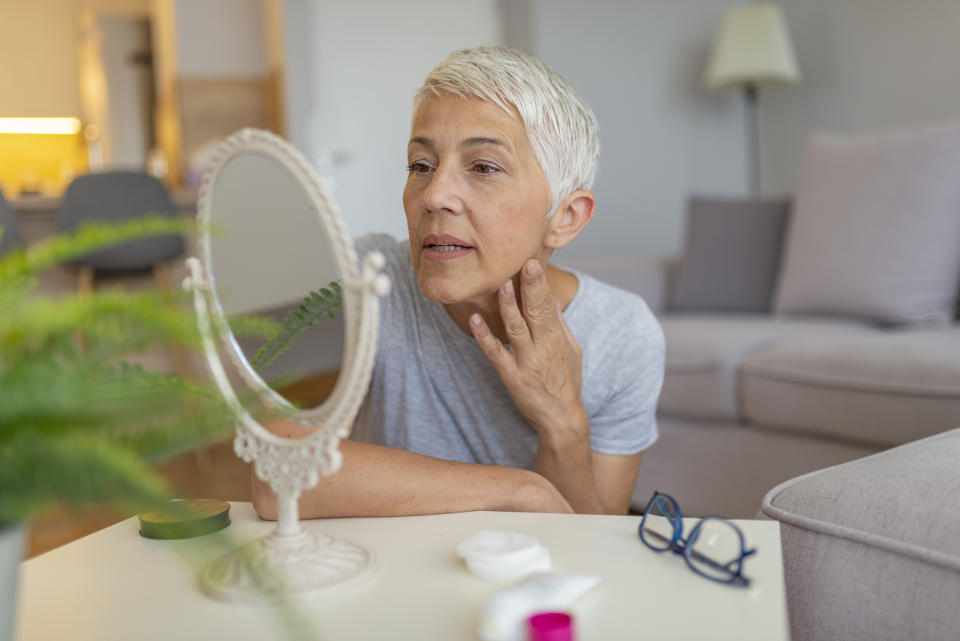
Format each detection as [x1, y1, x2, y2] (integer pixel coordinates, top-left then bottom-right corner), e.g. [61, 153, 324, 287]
[352, 233, 665, 470]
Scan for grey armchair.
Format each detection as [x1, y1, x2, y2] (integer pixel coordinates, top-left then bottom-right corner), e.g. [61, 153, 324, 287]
[0, 189, 22, 256]
[56, 172, 190, 377]
[56, 171, 184, 274]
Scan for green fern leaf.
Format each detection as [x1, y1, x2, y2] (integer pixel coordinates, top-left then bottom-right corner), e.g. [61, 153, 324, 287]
[0, 215, 201, 280]
[249, 282, 343, 372]
[0, 433, 172, 524]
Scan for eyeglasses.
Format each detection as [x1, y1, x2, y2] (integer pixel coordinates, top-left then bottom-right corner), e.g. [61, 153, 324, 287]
[637, 491, 756, 587]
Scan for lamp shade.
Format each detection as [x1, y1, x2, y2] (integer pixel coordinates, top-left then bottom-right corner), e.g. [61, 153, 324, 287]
[704, 2, 800, 90]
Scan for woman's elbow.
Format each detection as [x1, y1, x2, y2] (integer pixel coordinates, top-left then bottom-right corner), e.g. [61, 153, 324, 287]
[250, 472, 277, 521]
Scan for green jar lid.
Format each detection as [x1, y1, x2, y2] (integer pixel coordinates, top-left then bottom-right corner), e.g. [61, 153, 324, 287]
[138, 499, 231, 540]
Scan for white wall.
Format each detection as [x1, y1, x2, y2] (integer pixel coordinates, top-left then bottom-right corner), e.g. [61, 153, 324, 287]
[529, 0, 748, 271]
[175, 0, 267, 76]
[282, 0, 503, 240]
[0, 0, 151, 117]
[97, 16, 154, 168]
[760, 0, 960, 194]
[0, 0, 83, 116]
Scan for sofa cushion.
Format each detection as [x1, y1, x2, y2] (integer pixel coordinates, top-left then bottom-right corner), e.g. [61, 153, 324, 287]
[659, 315, 873, 421]
[742, 325, 960, 446]
[773, 121, 960, 326]
[760, 427, 960, 641]
[670, 195, 790, 313]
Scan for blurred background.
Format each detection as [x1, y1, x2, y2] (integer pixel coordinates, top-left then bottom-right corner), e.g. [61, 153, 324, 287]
[4, 0, 960, 269]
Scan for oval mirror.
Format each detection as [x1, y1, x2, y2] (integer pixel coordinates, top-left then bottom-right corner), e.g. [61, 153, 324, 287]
[184, 128, 389, 601]
[207, 143, 345, 413]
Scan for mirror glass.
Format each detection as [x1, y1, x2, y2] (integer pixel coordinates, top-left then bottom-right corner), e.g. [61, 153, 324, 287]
[207, 151, 344, 410]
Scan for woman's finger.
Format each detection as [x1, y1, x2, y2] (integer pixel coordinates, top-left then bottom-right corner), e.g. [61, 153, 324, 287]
[470, 312, 517, 379]
[520, 259, 559, 342]
[498, 278, 533, 351]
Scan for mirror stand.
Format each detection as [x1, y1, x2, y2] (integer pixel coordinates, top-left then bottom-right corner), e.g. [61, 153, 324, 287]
[184, 254, 389, 602]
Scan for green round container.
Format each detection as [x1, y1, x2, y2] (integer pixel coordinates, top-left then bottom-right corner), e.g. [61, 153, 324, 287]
[138, 499, 231, 540]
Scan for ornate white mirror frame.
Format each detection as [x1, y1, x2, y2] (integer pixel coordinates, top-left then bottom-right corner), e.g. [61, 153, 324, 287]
[182, 128, 389, 601]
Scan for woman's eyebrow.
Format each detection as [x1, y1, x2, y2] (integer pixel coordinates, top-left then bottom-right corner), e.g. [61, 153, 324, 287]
[407, 135, 512, 152]
[463, 136, 510, 151]
[409, 136, 433, 148]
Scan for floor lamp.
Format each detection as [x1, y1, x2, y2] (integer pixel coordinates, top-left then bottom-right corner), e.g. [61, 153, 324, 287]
[704, 2, 800, 195]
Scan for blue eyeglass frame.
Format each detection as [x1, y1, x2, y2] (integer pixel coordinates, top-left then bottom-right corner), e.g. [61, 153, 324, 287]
[637, 490, 757, 587]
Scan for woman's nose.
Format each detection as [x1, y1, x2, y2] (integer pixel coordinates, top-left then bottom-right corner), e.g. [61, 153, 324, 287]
[421, 165, 463, 215]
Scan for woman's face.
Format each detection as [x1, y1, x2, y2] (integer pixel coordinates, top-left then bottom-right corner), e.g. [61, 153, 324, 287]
[403, 93, 554, 305]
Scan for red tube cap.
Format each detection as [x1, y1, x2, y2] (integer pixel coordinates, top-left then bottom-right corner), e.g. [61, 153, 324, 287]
[528, 612, 573, 641]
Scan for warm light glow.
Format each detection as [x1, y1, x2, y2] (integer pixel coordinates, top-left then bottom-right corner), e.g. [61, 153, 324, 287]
[0, 117, 83, 135]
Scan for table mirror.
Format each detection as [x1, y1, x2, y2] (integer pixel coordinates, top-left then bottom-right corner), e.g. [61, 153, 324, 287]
[183, 128, 389, 601]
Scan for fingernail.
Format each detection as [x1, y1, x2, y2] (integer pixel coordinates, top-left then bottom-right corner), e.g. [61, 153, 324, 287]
[470, 313, 483, 327]
[525, 260, 541, 278]
[502, 279, 514, 296]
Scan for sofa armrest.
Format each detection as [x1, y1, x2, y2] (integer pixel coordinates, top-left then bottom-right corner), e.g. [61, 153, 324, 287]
[610, 254, 677, 315]
[632, 255, 678, 314]
[559, 254, 679, 314]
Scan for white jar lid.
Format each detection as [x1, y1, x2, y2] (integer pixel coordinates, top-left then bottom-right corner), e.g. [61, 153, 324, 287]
[456, 530, 552, 581]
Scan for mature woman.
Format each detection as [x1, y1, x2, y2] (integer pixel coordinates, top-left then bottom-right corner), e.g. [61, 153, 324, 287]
[254, 46, 664, 517]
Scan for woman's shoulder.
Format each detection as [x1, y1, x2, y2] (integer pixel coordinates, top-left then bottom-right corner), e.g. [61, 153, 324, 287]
[355, 233, 413, 281]
[355, 232, 408, 262]
[566, 270, 664, 350]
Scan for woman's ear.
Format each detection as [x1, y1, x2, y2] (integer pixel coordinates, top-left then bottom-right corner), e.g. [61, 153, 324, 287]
[546, 190, 595, 250]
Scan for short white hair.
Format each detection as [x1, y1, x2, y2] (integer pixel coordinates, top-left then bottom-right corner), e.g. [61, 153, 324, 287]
[413, 46, 600, 217]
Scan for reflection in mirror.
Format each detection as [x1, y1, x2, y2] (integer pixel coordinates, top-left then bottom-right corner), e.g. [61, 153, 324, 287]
[207, 152, 344, 410]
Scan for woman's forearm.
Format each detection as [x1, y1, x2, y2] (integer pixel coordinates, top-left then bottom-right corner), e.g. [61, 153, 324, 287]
[534, 424, 608, 515]
[251, 439, 573, 519]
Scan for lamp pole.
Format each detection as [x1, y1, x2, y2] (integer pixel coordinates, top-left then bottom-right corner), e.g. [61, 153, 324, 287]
[744, 83, 760, 195]
[704, 2, 800, 196]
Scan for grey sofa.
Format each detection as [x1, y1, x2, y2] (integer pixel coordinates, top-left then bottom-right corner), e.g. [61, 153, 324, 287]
[627, 122, 960, 518]
[628, 306, 960, 518]
[621, 121, 960, 641]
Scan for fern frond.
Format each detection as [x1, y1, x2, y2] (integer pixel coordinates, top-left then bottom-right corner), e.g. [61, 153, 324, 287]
[86, 363, 235, 461]
[0, 433, 172, 524]
[226, 314, 282, 339]
[0, 215, 199, 280]
[1, 289, 200, 366]
[249, 282, 342, 371]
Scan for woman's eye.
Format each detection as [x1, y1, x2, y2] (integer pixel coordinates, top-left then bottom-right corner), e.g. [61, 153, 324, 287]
[473, 162, 499, 175]
[406, 161, 433, 174]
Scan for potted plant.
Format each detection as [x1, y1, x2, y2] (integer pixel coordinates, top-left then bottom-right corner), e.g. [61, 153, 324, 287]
[0, 216, 236, 641]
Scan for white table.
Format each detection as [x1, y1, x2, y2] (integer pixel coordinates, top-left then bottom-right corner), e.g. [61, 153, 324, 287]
[16, 503, 789, 640]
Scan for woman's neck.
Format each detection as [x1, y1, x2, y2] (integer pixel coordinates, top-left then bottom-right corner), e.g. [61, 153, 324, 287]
[443, 265, 579, 342]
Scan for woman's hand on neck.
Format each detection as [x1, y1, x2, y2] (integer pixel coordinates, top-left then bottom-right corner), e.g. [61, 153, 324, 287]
[444, 262, 577, 342]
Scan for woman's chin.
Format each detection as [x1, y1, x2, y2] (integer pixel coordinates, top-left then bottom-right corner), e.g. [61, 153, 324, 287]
[417, 275, 490, 306]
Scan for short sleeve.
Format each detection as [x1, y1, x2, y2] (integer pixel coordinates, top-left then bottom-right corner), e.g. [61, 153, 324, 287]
[355, 232, 402, 265]
[569, 276, 665, 456]
[588, 319, 664, 455]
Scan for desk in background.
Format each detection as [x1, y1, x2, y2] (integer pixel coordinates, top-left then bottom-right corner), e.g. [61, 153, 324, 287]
[9, 190, 197, 245]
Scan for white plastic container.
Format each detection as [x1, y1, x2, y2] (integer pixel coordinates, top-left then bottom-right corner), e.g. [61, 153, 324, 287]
[478, 572, 601, 641]
[456, 530, 552, 581]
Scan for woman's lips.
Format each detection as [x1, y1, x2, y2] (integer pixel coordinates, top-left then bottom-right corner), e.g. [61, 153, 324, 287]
[422, 233, 474, 261]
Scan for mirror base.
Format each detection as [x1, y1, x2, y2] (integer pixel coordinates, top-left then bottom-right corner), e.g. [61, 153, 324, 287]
[199, 530, 376, 602]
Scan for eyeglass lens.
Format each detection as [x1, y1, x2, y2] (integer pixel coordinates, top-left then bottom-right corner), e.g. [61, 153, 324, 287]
[641, 494, 677, 551]
[687, 518, 742, 582]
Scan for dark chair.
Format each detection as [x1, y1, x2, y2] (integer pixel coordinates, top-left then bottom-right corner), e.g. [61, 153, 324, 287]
[57, 171, 185, 275]
[57, 172, 191, 377]
[0, 189, 23, 256]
